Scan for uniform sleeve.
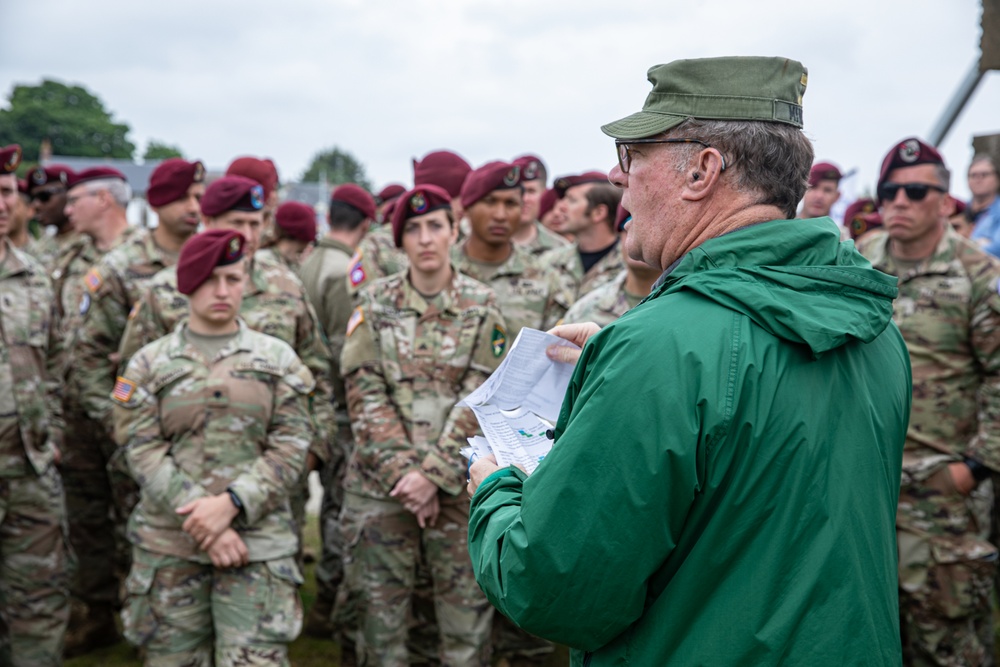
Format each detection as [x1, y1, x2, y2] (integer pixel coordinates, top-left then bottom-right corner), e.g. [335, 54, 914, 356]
[118, 288, 168, 368]
[542, 273, 573, 330]
[423, 303, 508, 496]
[74, 266, 129, 433]
[43, 281, 65, 452]
[228, 357, 315, 525]
[341, 298, 420, 495]
[293, 295, 335, 464]
[963, 272, 1000, 470]
[468, 325, 702, 650]
[115, 354, 210, 512]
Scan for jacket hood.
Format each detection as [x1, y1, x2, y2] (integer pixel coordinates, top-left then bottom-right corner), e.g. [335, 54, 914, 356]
[655, 218, 898, 357]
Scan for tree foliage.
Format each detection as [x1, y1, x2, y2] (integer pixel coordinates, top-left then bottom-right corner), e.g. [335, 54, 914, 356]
[301, 147, 372, 190]
[0, 79, 136, 161]
[144, 140, 184, 160]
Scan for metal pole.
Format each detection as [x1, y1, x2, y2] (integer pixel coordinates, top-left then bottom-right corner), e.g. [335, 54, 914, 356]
[928, 61, 985, 146]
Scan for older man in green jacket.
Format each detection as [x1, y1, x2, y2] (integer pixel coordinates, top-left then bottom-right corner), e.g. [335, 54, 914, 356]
[467, 57, 911, 666]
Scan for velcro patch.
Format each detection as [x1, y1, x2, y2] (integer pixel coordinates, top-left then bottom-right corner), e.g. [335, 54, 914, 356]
[346, 306, 364, 337]
[85, 268, 103, 293]
[349, 255, 366, 287]
[112, 376, 137, 403]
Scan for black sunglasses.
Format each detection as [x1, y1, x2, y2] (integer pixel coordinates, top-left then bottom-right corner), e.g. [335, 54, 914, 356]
[877, 182, 946, 203]
[32, 189, 64, 204]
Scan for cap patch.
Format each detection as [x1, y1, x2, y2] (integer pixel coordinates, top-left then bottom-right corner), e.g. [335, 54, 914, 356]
[523, 161, 539, 180]
[346, 306, 365, 337]
[899, 139, 921, 164]
[5, 148, 21, 171]
[112, 376, 137, 403]
[193, 161, 205, 182]
[410, 192, 428, 214]
[554, 177, 570, 191]
[249, 184, 265, 210]
[491, 325, 507, 357]
[85, 267, 103, 293]
[503, 166, 521, 187]
[225, 236, 241, 261]
[30, 169, 46, 185]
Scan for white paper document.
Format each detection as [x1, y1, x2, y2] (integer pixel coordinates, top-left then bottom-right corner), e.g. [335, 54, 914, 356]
[460, 328, 579, 474]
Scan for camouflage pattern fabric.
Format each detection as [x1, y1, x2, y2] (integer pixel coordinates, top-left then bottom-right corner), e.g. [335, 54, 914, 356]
[344, 225, 408, 302]
[122, 547, 303, 666]
[859, 226, 1000, 665]
[21, 231, 69, 273]
[256, 246, 299, 274]
[0, 240, 70, 665]
[562, 270, 642, 328]
[517, 220, 569, 257]
[113, 320, 314, 562]
[451, 243, 571, 340]
[340, 270, 504, 664]
[540, 239, 626, 302]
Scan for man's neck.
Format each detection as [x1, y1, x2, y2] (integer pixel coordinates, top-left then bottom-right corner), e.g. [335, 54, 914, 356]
[661, 202, 785, 269]
[625, 266, 659, 297]
[464, 236, 513, 264]
[971, 192, 997, 212]
[0, 236, 8, 263]
[512, 219, 538, 245]
[90, 214, 129, 251]
[327, 228, 364, 250]
[409, 265, 453, 297]
[9, 226, 29, 248]
[152, 224, 190, 254]
[187, 316, 239, 336]
[576, 222, 617, 253]
[888, 222, 946, 262]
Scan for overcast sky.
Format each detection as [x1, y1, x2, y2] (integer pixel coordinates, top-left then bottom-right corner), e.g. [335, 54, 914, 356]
[2, 0, 998, 206]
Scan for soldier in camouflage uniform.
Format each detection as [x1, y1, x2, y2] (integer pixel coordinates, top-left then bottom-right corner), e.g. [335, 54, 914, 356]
[118, 176, 335, 559]
[857, 138, 1000, 666]
[257, 201, 318, 273]
[0, 145, 71, 666]
[343, 184, 403, 302]
[341, 184, 504, 666]
[510, 155, 569, 257]
[451, 161, 571, 342]
[22, 164, 77, 272]
[113, 229, 312, 665]
[299, 184, 374, 639]
[541, 172, 624, 301]
[563, 207, 659, 327]
[374, 184, 406, 223]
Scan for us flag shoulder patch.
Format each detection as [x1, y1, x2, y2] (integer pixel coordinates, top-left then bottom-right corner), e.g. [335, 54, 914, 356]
[85, 268, 103, 293]
[112, 377, 137, 403]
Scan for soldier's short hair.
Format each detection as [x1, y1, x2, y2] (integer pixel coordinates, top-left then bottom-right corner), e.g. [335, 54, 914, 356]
[584, 183, 623, 228]
[328, 200, 366, 231]
[85, 177, 132, 208]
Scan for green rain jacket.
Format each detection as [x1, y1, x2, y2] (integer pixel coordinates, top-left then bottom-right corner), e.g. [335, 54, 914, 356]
[469, 218, 911, 666]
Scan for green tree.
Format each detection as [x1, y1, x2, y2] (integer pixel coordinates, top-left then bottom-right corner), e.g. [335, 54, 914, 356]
[143, 140, 183, 160]
[301, 147, 372, 190]
[0, 79, 136, 162]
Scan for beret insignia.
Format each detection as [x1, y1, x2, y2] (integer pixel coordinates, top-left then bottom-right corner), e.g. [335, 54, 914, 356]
[193, 161, 205, 182]
[226, 237, 241, 260]
[4, 147, 21, 172]
[503, 166, 520, 188]
[410, 192, 428, 214]
[899, 139, 921, 164]
[249, 184, 265, 210]
[554, 177, 570, 191]
[523, 160, 539, 180]
[30, 168, 46, 185]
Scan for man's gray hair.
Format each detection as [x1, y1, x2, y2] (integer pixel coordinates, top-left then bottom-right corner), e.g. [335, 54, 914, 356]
[934, 164, 951, 192]
[667, 118, 814, 219]
[86, 178, 132, 208]
[970, 154, 996, 174]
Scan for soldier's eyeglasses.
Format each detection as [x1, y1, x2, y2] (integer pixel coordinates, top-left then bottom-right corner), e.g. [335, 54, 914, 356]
[615, 138, 726, 175]
[877, 182, 946, 203]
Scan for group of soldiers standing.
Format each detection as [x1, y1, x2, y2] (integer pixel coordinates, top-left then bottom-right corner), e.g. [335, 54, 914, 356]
[2, 123, 1000, 666]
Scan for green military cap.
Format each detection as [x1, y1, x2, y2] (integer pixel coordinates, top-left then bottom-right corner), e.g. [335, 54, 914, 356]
[601, 56, 808, 140]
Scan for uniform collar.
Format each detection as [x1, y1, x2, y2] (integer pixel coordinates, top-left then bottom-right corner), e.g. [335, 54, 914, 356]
[865, 225, 959, 281]
[316, 237, 355, 255]
[168, 318, 253, 363]
[0, 238, 31, 280]
[396, 269, 462, 317]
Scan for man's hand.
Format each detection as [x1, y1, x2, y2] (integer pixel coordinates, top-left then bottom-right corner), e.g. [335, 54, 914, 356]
[949, 461, 977, 496]
[206, 528, 249, 569]
[390, 471, 439, 514]
[546, 322, 600, 365]
[467, 454, 500, 498]
[177, 494, 240, 550]
[414, 495, 440, 529]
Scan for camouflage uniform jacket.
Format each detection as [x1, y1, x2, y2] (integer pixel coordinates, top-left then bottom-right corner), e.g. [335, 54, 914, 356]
[562, 270, 635, 328]
[857, 227, 1000, 476]
[451, 242, 571, 339]
[29, 231, 76, 275]
[72, 227, 179, 433]
[518, 220, 570, 257]
[341, 271, 506, 499]
[256, 246, 300, 275]
[113, 320, 314, 562]
[299, 237, 354, 424]
[0, 239, 64, 476]
[541, 240, 626, 301]
[119, 253, 335, 463]
[345, 224, 408, 301]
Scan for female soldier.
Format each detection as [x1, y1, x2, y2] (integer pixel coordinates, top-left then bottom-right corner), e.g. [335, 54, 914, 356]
[258, 201, 317, 271]
[340, 185, 507, 666]
[112, 229, 314, 666]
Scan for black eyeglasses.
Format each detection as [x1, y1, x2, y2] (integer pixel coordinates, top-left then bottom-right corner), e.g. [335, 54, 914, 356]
[877, 182, 946, 203]
[615, 138, 726, 175]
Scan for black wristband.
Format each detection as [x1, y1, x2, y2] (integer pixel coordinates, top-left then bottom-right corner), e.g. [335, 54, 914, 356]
[226, 488, 244, 513]
[963, 457, 992, 482]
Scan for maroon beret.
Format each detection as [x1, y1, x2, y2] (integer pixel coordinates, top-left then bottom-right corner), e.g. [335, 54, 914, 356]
[460, 161, 521, 209]
[0, 145, 22, 174]
[950, 195, 968, 216]
[226, 157, 279, 199]
[391, 185, 453, 248]
[375, 183, 407, 205]
[177, 229, 246, 295]
[877, 137, 944, 191]
[274, 201, 317, 244]
[538, 188, 558, 219]
[843, 197, 882, 241]
[331, 184, 376, 220]
[25, 164, 74, 192]
[616, 203, 631, 232]
[513, 154, 547, 183]
[413, 150, 472, 198]
[67, 167, 127, 189]
[553, 171, 608, 198]
[17, 179, 29, 196]
[808, 161, 842, 187]
[147, 159, 206, 207]
[200, 175, 265, 217]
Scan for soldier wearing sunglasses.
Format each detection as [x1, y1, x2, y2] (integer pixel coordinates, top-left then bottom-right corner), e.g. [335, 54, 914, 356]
[23, 164, 77, 271]
[857, 137, 1000, 665]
